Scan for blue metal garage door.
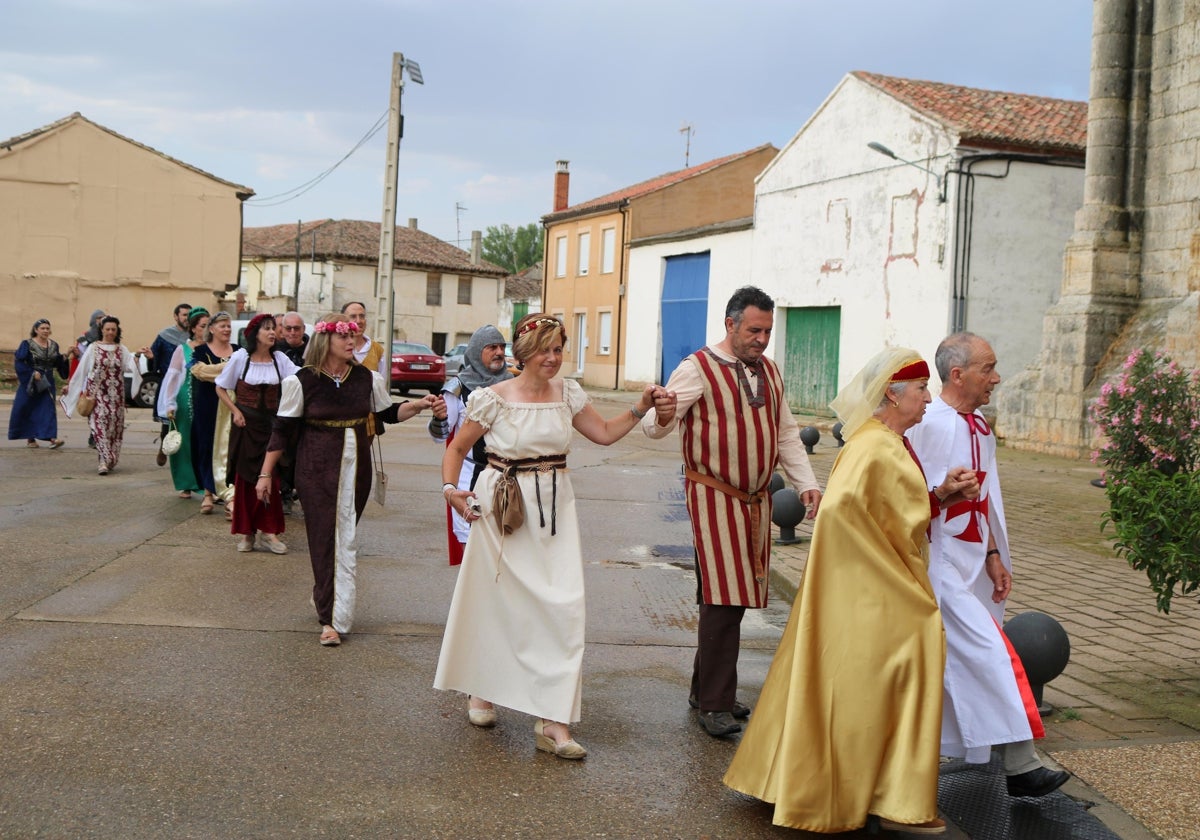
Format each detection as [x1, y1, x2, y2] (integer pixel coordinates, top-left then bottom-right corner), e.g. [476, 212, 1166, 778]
[660, 252, 710, 384]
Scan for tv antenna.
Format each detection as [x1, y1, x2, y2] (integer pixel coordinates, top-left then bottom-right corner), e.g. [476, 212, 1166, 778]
[680, 122, 694, 167]
[455, 201, 468, 248]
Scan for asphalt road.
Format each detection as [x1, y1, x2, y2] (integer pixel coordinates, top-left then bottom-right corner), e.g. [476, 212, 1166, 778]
[1, 398, 846, 840]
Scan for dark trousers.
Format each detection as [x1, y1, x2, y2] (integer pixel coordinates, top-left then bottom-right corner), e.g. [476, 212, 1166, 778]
[691, 602, 747, 712]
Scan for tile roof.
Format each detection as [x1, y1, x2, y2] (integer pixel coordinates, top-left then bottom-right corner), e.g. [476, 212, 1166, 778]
[544, 143, 777, 221]
[504, 262, 542, 300]
[0, 112, 255, 196]
[852, 71, 1086, 156]
[242, 219, 508, 276]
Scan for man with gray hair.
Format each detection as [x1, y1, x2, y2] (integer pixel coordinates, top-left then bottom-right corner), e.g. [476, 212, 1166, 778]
[429, 325, 513, 565]
[906, 331, 1070, 798]
[273, 311, 308, 367]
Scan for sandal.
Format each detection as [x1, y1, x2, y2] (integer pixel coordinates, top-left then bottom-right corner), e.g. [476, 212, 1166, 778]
[49, 439, 65, 449]
[319, 626, 341, 647]
[225, 501, 234, 521]
[200, 495, 215, 515]
[178, 490, 193, 499]
[26, 440, 39, 448]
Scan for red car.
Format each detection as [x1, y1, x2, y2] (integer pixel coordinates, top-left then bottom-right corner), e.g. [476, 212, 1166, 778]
[390, 341, 446, 395]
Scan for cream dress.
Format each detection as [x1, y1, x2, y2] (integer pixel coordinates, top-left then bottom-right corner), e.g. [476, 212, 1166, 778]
[434, 379, 589, 723]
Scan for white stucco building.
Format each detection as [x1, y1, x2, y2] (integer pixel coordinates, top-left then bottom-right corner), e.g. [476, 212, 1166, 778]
[754, 71, 1086, 414]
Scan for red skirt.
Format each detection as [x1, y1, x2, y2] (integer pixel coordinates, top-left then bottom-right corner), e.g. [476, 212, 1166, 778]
[232, 473, 285, 536]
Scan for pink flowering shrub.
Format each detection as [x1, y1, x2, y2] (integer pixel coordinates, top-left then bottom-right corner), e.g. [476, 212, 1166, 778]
[1092, 349, 1200, 612]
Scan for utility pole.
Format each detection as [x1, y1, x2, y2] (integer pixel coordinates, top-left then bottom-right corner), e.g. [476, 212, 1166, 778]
[374, 52, 423, 348]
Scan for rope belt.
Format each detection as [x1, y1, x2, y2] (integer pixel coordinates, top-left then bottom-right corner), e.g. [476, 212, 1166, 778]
[683, 467, 771, 582]
[488, 454, 568, 535]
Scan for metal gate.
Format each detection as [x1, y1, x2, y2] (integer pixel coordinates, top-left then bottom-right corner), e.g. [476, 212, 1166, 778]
[783, 306, 840, 415]
[660, 252, 710, 384]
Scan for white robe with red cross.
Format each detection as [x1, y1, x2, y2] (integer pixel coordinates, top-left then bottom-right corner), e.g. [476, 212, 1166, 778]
[906, 398, 1037, 762]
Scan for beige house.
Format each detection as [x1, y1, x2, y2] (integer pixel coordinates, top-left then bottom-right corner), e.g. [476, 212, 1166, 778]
[542, 147, 776, 388]
[0, 113, 252, 352]
[240, 219, 508, 354]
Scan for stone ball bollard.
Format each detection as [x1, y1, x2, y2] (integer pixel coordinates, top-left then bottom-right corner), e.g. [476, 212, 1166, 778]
[772, 488, 806, 544]
[800, 426, 820, 454]
[1003, 611, 1071, 716]
[768, 473, 785, 495]
[832, 422, 845, 447]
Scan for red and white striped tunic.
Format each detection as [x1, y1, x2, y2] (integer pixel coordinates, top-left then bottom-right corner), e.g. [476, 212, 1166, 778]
[681, 348, 783, 608]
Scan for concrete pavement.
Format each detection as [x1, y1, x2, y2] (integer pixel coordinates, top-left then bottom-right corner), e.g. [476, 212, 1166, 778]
[3, 387, 1199, 838]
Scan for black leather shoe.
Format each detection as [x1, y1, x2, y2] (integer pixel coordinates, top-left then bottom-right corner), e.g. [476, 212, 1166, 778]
[697, 710, 742, 737]
[689, 694, 750, 719]
[1006, 767, 1070, 797]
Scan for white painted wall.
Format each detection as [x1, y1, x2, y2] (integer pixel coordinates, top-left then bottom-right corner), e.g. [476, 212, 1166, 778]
[238, 258, 502, 349]
[625, 227, 755, 385]
[751, 74, 1083, 391]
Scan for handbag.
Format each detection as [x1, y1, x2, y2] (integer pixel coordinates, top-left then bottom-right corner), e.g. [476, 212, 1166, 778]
[28, 374, 52, 396]
[491, 470, 525, 535]
[161, 420, 183, 456]
[372, 434, 388, 506]
[77, 387, 96, 417]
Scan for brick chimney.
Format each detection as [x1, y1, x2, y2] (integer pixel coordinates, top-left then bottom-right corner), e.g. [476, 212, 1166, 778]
[553, 160, 570, 212]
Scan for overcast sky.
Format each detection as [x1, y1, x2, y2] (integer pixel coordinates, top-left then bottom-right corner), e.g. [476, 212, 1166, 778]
[2, 0, 1093, 250]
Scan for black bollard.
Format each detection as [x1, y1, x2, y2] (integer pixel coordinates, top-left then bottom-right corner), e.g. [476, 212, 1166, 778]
[1004, 611, 1071, 717]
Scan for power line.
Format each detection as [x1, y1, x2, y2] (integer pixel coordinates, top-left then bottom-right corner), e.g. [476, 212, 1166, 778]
[247, 110, 389, 207]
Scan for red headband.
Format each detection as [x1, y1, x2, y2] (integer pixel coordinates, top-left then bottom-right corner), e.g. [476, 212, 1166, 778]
[891, 360, 930, 382]
[517, 317, 562, 337]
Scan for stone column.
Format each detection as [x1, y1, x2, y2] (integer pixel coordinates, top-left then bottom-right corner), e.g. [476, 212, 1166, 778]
[999, 0, 1147, 457]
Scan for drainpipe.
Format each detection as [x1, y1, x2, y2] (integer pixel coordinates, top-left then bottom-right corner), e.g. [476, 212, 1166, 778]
[614, 201, 629, 390]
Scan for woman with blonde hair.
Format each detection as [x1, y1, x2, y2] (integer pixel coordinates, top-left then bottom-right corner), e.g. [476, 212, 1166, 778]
[434, 313, 677, 759]
[258, 313, 446, 646]
[723, 347, 978, 835]
[190, 312, 236, 514]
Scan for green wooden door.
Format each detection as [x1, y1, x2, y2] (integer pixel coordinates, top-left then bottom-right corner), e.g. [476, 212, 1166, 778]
[782, 307, 841, 415]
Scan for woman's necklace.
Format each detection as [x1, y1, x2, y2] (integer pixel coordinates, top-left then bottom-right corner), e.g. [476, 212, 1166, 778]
[321, 366, 349, 388]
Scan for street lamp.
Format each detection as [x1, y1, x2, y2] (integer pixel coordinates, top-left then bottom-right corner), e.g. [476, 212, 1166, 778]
[868, 141, 946, 203]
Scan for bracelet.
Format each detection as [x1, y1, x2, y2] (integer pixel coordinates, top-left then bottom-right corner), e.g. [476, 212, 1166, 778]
[932, 485, 945, 502]
[442, 483, 457, 495]
[985, 548, 1001, 558]
[258, 474, 271, 479]
[630, 404, 647, 419]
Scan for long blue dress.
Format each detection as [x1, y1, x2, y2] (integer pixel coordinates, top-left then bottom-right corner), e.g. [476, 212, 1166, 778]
[8, 339, 63, 442]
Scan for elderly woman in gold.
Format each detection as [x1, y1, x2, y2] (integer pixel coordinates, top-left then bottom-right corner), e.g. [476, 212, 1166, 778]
[723, 347, 978, 835]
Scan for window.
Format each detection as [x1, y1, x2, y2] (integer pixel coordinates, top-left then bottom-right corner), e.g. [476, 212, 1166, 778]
[577, 231, 591, 276]
[601, 228, 616, 274]
[457, 275, 472, 305]
[426, 272, 443, 306]
[555, 236, 567, 277]
[276, 264, 288, 296]
[598, 310, 612, 355]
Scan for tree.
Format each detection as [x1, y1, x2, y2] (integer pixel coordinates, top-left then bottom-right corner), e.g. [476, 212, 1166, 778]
[481, 223, 544, 274]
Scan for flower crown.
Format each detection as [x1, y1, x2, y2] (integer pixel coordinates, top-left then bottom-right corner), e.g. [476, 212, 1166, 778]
[314, 320, 360, 335]
[517, 317, 562, 337]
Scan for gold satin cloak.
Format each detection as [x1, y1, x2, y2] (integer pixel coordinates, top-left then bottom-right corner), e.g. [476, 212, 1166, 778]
[723, 418, 945, 833]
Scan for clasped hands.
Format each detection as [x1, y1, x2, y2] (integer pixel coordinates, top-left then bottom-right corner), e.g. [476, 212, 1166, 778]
[638, 385, 677, 425]
[937, 466, 981, 506]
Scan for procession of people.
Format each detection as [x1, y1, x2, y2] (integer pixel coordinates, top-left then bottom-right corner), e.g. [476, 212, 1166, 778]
[6, 294, 1070, 831]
